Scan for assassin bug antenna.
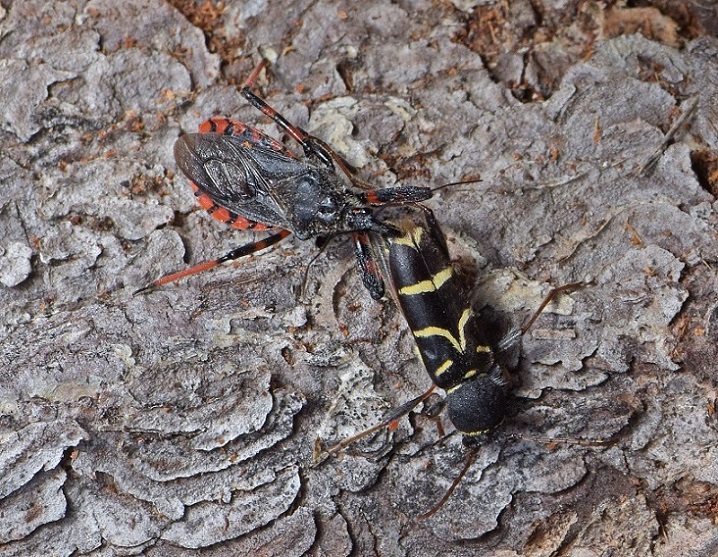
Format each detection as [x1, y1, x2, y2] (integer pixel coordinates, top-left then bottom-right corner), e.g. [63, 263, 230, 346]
[430, 178, 482, 194]
[136, 58, 433, 299]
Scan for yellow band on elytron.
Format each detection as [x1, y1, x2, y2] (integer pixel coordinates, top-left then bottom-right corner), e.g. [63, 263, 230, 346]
[434, 359, 454, 377]
[476, 345, 492, 353]
[398, 266, 453, 296]
[414, 307, 473, 353]
[415, 326, 461, 352]
[446, 383, 460, 394]
[393, 226, 424, 249]
[456, 307, 472, 352]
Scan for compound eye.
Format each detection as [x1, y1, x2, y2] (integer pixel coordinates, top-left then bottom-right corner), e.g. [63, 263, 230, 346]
[316, 197, 338, 222]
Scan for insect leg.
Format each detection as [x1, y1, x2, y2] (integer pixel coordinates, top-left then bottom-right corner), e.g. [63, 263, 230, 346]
[353, 231, 386, 300]
[241, 59, 336, 170]
[314, 386, 437, 465]
[521, 281, 587, 334]
[134, 229, 291, 294]
[416, 448, 478, 521]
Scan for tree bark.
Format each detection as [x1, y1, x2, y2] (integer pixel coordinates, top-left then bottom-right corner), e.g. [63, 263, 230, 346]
[2, 0, 718, 555]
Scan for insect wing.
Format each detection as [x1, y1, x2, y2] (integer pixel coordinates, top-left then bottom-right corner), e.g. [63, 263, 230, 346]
[174, 130, 311, 228]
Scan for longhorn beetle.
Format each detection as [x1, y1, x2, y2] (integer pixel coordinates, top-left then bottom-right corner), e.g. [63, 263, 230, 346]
[136, 59, 434, 299]
[317, 209, 583, 515]
[387, 210, 524, 437]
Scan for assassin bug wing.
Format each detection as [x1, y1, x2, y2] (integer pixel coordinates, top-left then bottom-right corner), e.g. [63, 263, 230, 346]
[174, 131, 309, 229]
[176, 121, 386, 241]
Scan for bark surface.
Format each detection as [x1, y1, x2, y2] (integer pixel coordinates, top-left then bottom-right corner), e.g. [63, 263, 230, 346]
[2, 1, 718, 555]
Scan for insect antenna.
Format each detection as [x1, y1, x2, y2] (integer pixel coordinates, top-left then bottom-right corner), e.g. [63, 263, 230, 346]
[430, 177, 482, 194]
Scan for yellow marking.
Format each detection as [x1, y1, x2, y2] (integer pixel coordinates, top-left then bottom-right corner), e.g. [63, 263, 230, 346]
[457, 307, 472, 352]
[447, 370, 487, 392]
[464, 428, 490, 436]
[393, 226, 423, 249]
[434, 359, 453, 377]
[398, 266, 453, 296]
[464, 417, 504, 436]
[476, 345, 492, 353]
[415, 326, 461, 352]
[414, 308, 473, 353]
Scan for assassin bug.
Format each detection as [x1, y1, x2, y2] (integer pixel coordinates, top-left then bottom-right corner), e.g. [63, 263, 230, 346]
[136, 59, 434, 299]
[316, 209, 583, 515]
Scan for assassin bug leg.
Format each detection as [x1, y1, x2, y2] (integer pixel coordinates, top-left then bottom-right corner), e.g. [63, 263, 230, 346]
[243, 61, 381, 184]
[241, 59, 335, 170]
[133, 229, 291, 295]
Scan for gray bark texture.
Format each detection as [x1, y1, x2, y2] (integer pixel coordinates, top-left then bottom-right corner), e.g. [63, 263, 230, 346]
[2, 0, 718, 555]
